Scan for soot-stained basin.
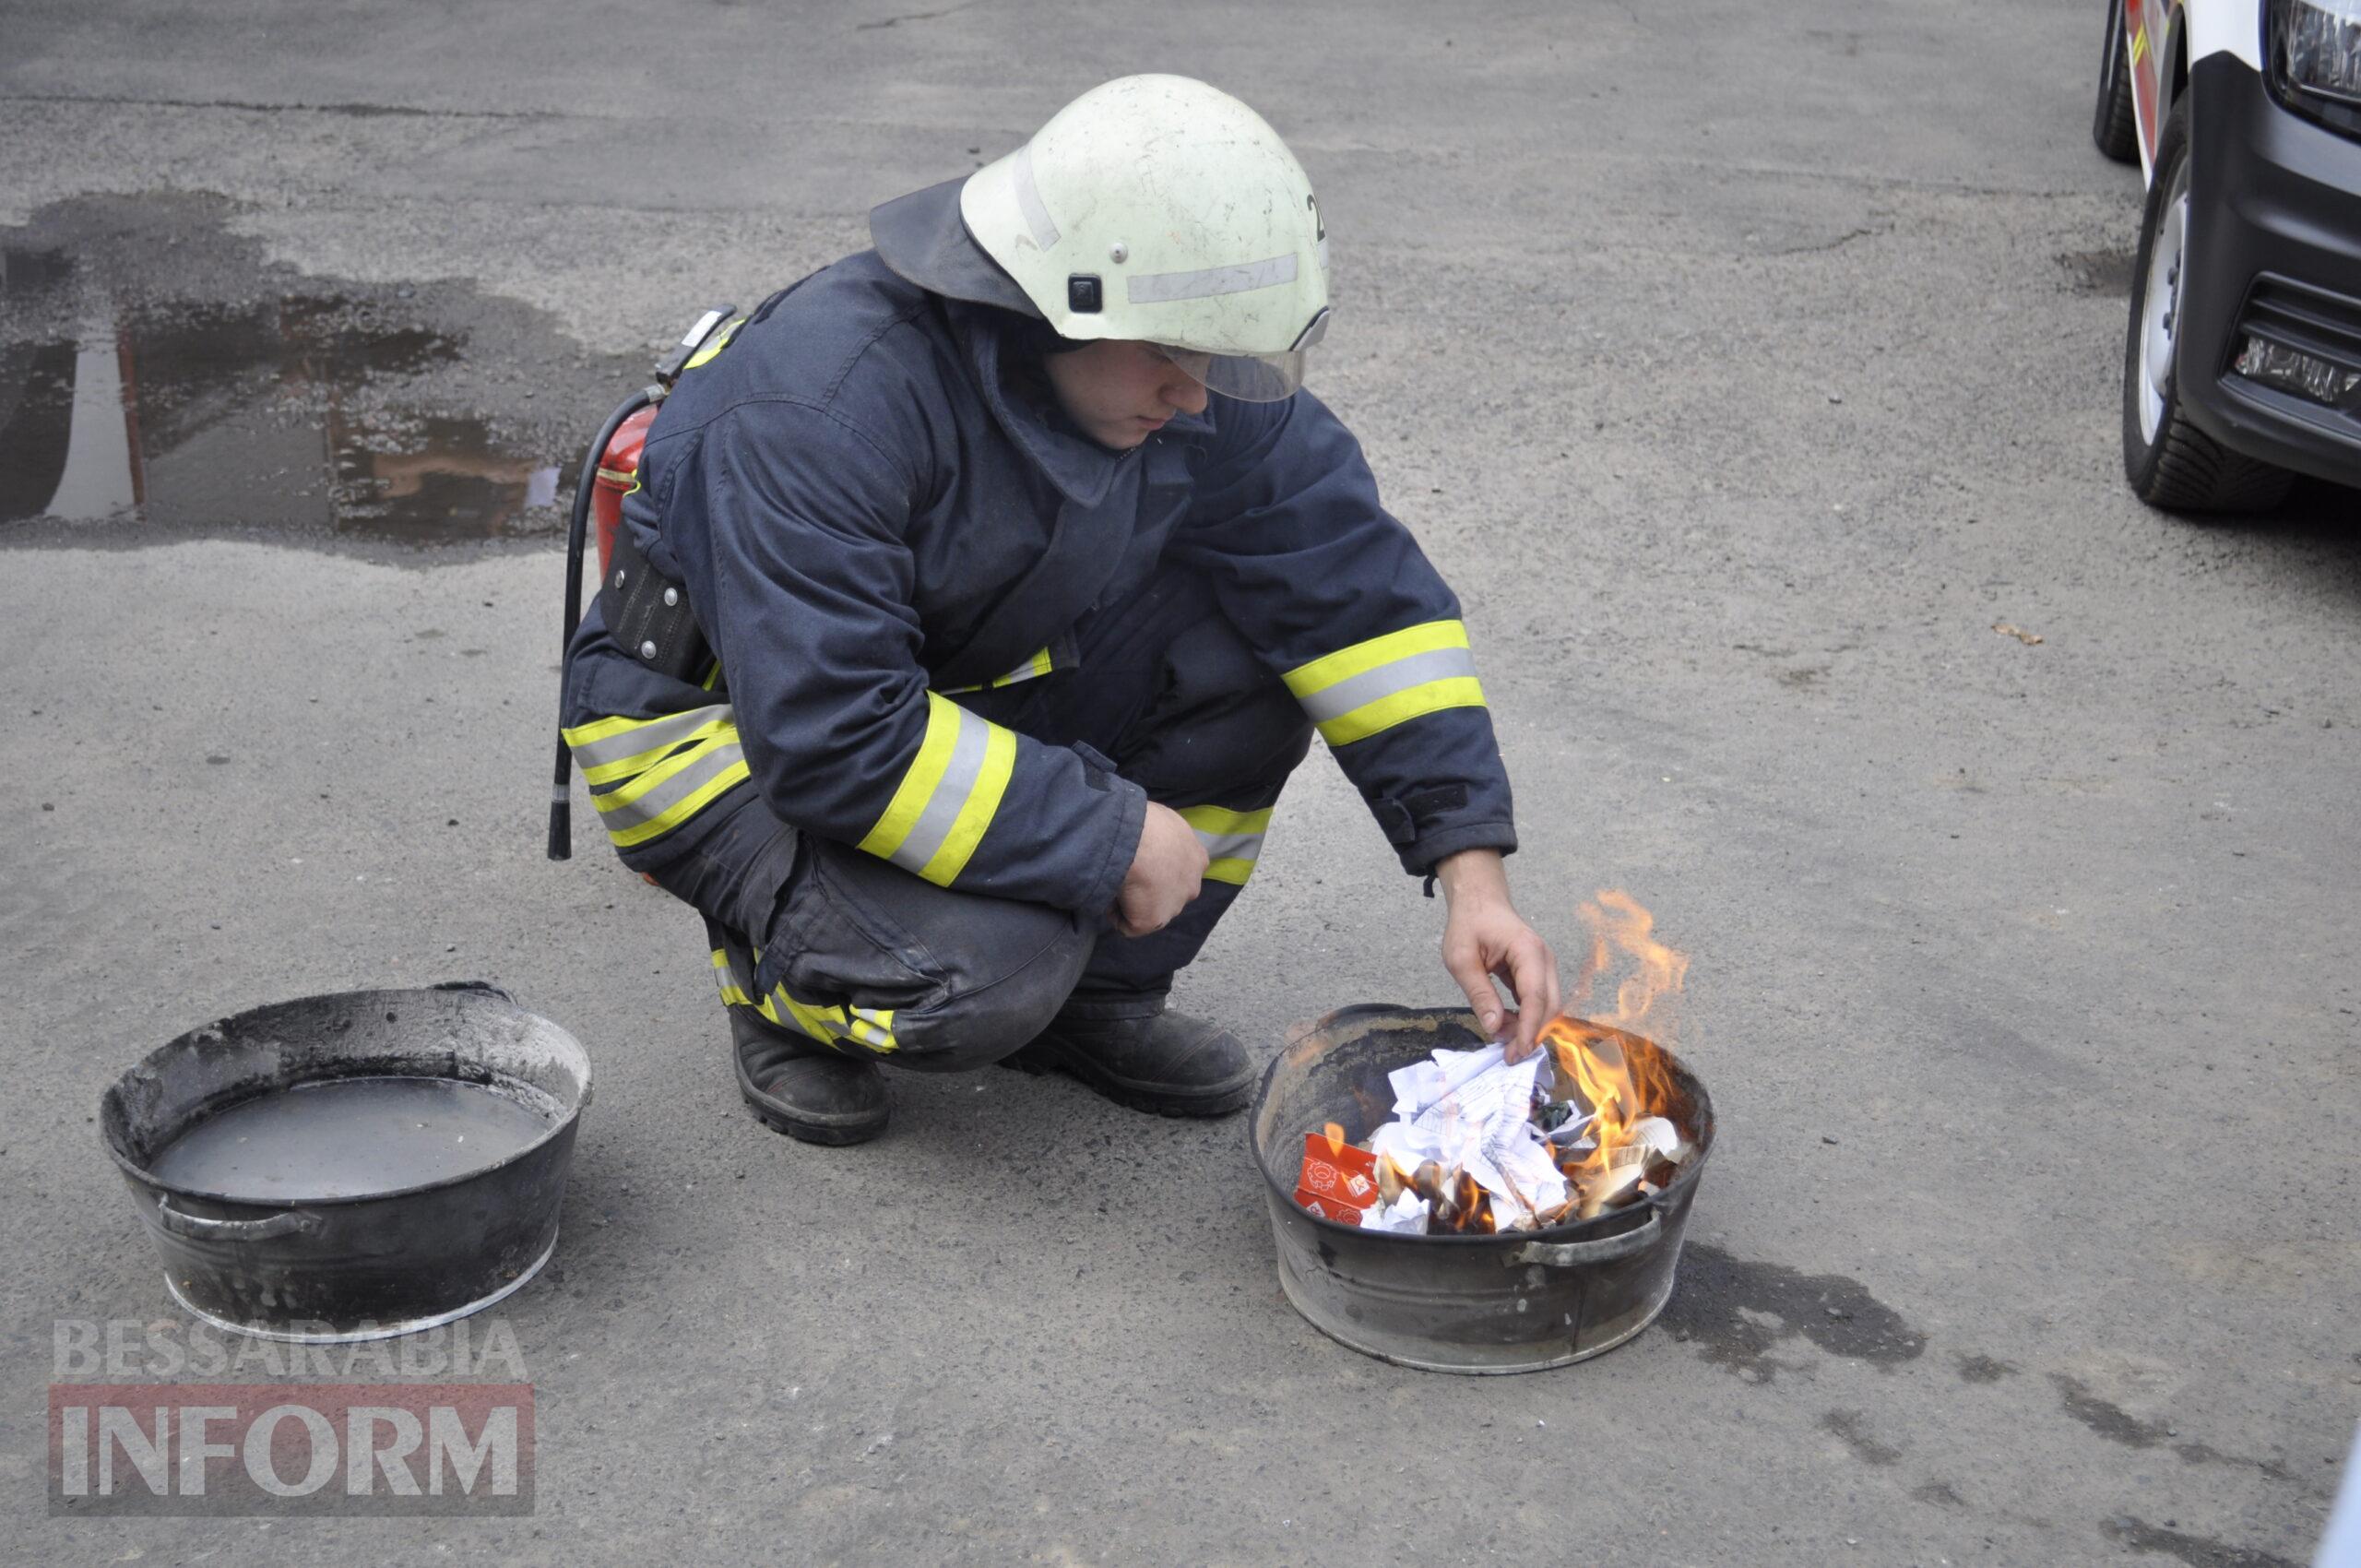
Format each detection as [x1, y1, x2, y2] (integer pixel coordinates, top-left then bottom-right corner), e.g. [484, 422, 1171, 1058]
[101, 983, 590, 1342]
[1251, 1004, 1714, 1374]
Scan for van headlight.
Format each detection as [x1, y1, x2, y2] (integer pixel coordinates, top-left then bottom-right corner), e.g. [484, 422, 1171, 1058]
[2269, 0, 2361, 131]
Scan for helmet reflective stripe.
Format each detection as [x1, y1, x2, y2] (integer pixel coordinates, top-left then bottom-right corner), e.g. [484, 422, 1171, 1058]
[1009, 146, 1061, 251]
[960, 75, 1330, 375]
[1128, 254, 1298, 305]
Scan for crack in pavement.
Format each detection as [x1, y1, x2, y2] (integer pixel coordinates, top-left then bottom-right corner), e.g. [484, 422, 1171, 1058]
[0, 92, 566, 122]
[855, 0, 984, 30]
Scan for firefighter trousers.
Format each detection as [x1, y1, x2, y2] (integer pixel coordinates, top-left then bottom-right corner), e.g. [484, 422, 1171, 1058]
[650, 566, 1314, 1072]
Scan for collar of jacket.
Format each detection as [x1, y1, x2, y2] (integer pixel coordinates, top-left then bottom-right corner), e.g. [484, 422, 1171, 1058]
[944, 300, 1211, 505]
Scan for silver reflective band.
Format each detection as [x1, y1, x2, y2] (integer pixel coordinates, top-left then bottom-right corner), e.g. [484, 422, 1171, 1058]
[887, 707, 990, 875]
[1011, 146, 1061, 251]
[551, 784, 571, 803]
[678, 308, 728, 349]
[1126, 252, 1299, 304]
[592, 742, 746, 832]
[566, 704, 730, 773]
[1295, 646, 1479, 724]
[1193, 826, 1264, 862]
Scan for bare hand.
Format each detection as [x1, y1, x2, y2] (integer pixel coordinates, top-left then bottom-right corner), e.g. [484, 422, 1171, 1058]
[1433, 849, 1561, 1062]
[1117, 802, 1207, 936]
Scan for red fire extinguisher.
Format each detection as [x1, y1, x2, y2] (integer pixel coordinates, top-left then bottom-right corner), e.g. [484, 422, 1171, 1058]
[545, 306, 736, 861]
[589, 403, 658, 581]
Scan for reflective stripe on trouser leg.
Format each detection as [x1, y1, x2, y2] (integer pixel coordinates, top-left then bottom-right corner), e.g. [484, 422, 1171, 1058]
[1178, 803, 1270, 886]
[705, 918, 899, 1057]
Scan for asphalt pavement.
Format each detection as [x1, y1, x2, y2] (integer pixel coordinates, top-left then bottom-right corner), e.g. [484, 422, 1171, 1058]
[3, 2, 2356, 1562]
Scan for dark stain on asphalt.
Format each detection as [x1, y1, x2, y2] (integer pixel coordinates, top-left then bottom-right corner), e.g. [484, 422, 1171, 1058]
[1957, 1352, 2017, 1383]
[2055, 1372, 2169, 1444]
[2051, 1375, 2294, 1481]
[1818, 1409, 1900, 1466]
[2101, 1515, 2298, 1568]
[1657, 1245, 1928, 1383]
[2058, 247, 2137, 296]
[1910, 1479, 1964, 1508]
[0, 192, 639, 555]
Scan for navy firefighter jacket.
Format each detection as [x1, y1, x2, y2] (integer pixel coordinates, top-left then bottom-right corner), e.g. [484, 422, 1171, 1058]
[562, 250, 1516, 921]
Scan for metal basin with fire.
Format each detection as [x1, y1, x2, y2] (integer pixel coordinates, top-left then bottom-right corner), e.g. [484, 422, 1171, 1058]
[1250, 1004, 1714, 1374]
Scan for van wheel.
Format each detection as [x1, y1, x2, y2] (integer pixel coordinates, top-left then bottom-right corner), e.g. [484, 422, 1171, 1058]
[2093, 0, 2140, 163]
[2120, 100, 2294, 512]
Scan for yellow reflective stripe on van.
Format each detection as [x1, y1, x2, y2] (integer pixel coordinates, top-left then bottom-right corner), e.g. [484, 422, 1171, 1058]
[1179, 803, 1272, 886]
[857, 693, 1017, 885]
[1281, 619, 1486, 746]
[682, 315, 746, 372]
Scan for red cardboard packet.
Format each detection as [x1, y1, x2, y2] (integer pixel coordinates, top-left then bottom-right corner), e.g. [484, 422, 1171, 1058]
[1297, 1131, 1380, 1217]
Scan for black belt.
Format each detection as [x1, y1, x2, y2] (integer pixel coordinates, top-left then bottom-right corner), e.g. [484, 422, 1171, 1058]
[597, 525, 712, 684]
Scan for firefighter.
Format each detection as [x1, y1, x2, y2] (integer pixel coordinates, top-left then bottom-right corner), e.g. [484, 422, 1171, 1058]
[562, 75, 1560, 1145]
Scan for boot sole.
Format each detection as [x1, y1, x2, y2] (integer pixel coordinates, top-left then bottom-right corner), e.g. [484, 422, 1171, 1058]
[733, 1043, 890, 1146]
[742, 1097, 887, 1146]
[996, 1043, 1253, 1118]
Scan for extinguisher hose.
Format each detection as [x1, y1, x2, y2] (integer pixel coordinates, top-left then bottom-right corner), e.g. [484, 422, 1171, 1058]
[548, 386, 660, 861]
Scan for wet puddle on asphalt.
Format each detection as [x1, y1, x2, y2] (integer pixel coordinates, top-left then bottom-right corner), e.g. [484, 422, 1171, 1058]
[0, 194, 635, 550]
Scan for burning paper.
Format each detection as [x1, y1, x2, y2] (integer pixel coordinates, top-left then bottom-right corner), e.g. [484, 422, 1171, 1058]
[1292, 888, 1702, 1237]
[1369, 1045, 1569, 1227]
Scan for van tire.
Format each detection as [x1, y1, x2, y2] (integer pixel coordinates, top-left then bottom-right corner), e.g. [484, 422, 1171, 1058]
[2120, 100, 2295, 513]
[2094, 0, 2141, 163]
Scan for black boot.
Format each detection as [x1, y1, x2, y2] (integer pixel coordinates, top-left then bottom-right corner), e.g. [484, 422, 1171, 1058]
[1004, 992, 1254, 1117]
[731, 1007, 890, 1146]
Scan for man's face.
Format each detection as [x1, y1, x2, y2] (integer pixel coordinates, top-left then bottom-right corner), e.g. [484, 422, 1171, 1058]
[1042, 339, 1211, 449]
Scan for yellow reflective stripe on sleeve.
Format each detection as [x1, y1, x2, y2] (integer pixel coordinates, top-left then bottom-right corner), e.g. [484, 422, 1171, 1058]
[1282, 620, 1486, 746]
[591, 730, 752, 848]
[939, 647, 1056, 696]
[566, 707, 732, 785]
[1180, 803, 1271, 886]
[859, 693, 963, 859]
[1315, 676, 1487, 746]
[682, 315, 745, 371]
[991, 647, 1056, 688]
[858, 693, 1016, 886]
[919, 722, 1014, 885]
[570, 706, 749, 849]
[1282, 620, 1468, 699]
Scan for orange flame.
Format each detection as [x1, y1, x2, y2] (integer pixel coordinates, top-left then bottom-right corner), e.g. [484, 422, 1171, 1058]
[1323, 1123, 1347, 1158]
[1548, 890, 1690, 1218]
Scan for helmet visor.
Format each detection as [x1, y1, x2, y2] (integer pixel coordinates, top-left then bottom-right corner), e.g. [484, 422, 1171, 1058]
[1146, 308, 1328, 403]
[1147, 343, 1305, 403]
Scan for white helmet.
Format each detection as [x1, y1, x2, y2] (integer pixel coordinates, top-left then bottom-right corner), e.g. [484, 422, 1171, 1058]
[872, 75, 1331, 401]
